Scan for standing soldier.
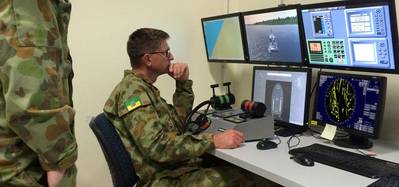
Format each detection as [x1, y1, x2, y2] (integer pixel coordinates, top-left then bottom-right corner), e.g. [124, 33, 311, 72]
[0, 1, 77, 186]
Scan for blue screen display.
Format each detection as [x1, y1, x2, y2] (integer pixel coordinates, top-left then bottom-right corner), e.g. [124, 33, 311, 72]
[302, 3, 397, 71]
[202, 15, 245, 61]
[315, 73, 386, 136]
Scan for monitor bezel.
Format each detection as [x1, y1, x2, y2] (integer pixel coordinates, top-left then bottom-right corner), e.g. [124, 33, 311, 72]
[242, 5, 307, 66]
[251, 66, 312, 130]
[201, 13, 249, 63]
[313, 71, 387, 139]
[301, 0, 399, 74]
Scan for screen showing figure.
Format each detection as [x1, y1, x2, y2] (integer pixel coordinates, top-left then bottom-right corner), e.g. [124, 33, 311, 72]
[301, 1, 399, 73]
[314, 72, 386, 148]
[243, 5, 305, 64]
[201, 13, 246, 62]
[252, 67, 310, 136]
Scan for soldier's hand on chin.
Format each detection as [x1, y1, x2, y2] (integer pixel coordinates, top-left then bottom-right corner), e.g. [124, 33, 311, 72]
[213, 129, 244, 149]
[47, 169, 65, 187]
[169, 63, 189, 80]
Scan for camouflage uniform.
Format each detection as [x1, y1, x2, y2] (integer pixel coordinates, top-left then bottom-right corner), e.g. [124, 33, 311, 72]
[0, 0, 77, 186]
[104, 70, 276, 187]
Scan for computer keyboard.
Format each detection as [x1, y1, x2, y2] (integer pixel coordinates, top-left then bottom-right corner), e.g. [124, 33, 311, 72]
[289, 143, 399, 178]
[368, 174, 399, 187]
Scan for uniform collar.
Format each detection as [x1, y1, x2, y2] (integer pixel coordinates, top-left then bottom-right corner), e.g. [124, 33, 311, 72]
[124, 70, 160, 95]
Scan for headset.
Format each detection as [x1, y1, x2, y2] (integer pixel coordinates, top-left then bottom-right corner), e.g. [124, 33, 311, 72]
[185, 100, 212, 134]
[185, 82, 237, 134]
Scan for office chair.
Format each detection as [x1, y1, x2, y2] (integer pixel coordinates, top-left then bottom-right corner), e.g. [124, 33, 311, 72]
[89, 113, 140, 187]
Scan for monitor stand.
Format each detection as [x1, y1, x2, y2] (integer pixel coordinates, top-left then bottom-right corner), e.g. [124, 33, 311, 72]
[334, 134, 373, 149]
[275, 128, 305, 137]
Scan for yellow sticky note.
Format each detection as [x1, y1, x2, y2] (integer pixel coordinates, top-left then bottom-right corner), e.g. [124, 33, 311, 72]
[309, 120, 318, 126]
[320, 124, 337, 140]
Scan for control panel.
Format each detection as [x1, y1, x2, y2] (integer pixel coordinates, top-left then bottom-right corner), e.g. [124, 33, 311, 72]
[311, 11, 333, 38]
[346, 7, 386, 37]
[349, 38, 389, 66]
[307, 39, 347, 65]
[302, 4, 396, 70]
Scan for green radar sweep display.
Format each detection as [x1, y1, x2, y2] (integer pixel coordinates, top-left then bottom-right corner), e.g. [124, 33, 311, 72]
[326, 79, 355, 123]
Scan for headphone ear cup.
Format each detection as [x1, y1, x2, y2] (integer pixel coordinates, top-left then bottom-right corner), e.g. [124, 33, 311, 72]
[187, 121, 200, 134]
[192, 114, 210, 134]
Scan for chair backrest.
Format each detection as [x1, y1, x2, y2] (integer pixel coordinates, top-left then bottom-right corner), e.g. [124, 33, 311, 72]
[89, 113, 140, 187]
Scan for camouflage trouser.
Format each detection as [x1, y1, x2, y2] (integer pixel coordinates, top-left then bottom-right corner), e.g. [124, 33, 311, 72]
[151, 165, 279, 187]
[3, 165, 76, 187]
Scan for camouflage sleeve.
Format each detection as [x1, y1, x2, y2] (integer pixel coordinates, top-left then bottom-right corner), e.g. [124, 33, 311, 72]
[121, 95, 214, 163]
[173, 80, 194, 122]
[0, 0, 77, 171]
[3, 47, 77, 171]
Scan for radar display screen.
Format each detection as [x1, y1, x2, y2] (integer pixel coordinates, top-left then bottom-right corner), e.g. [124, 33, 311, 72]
[325, 79, 356, 123]
[315, 73, 386, 136]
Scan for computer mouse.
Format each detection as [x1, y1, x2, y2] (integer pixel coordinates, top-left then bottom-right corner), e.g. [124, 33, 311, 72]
[256, 139, 278, 150]
[291, 153, 314, 167]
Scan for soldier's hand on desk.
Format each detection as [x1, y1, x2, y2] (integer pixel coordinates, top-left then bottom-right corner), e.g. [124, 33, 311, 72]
[213, 129, 244, 149]
[169, 63, 189, 80]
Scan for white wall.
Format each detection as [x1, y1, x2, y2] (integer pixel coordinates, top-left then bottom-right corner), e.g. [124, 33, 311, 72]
[69, 0, 399, 186]
[69, 0, 231, 186]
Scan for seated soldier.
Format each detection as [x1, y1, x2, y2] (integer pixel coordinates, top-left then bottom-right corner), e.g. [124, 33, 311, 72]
[103, 28, 278, 187]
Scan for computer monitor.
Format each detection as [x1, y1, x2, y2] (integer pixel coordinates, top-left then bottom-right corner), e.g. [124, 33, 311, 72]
[242, 5, 306, 65]
[201, 13, 247, 62]
[301, 0, 399, 73]
[252, 67, 311, 136]
[314, 72, 387, 149]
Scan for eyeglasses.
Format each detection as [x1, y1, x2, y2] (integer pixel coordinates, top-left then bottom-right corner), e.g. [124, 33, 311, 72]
[148, 49, 172, 59]
[135, 49, 172, 59]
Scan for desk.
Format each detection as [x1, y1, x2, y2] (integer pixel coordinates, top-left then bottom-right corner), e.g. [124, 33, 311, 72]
[209, 134, 399, 187]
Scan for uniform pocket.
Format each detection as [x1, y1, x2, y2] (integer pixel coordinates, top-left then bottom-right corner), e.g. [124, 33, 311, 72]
[17, 171, 43, 187]
[11, 0, 60, 47]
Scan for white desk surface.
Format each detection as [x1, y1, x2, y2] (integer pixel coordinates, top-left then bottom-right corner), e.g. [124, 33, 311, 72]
[209, 134, 399, 187]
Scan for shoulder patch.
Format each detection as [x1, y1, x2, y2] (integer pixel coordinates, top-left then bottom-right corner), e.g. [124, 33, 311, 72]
[124, 96, 142, 112]
[118, 92, 151, 117]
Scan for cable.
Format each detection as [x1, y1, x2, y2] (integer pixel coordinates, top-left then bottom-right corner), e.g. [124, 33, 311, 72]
[226, 0, 230, 14]
[308, 125, 349, 138]
[263, 135, 282, 145]
[278, 0, 286, 7]
[221, 0, 229, 83]
[184, 100, 211, 128]
[309, 68, 322, 98]
[287, 135, 301, 151]
[308, 126, 323, 139]
[275, 135, 282, 145]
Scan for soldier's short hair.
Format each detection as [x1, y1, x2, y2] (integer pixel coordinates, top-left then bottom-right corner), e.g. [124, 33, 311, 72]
[127, 28, 170, 67]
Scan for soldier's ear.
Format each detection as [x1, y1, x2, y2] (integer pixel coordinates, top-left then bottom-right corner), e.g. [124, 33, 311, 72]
[142, 54, 152, 67]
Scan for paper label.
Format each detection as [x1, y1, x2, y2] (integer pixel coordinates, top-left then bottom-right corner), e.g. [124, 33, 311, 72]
[320, 124, 337, 140]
